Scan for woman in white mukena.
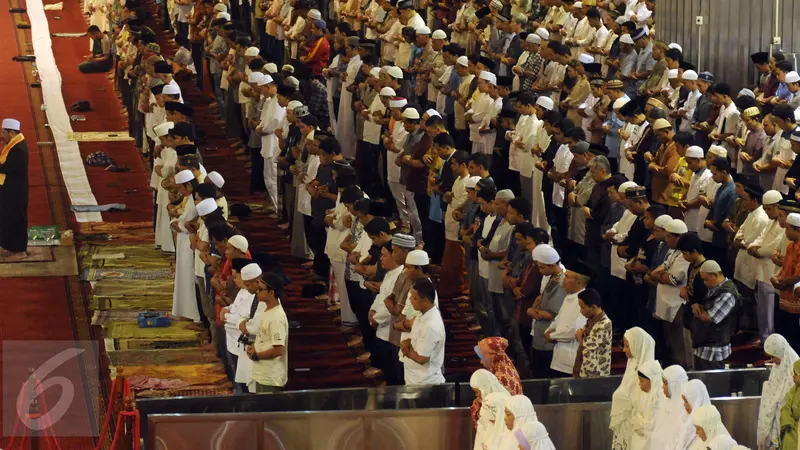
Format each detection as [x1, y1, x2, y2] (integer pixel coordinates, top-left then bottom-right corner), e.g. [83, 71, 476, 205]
[757, 334, 799, 450]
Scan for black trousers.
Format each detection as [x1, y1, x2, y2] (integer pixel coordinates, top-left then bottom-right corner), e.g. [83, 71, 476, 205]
[191, 42, 205, 90]
[249, 146, 267, 194]
[530, 348, 555, 379]
[346, 280, 376, 352]
[176, 21, 189, 42]
[306, 221, 330, 279]
[414, 192, 432, 249]
[776, 302, 800, 350]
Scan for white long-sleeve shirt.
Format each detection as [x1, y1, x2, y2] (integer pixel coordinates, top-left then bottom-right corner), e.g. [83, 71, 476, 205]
[370, 265, 404, 341]
[223, 288, 258, 355]
[734, 206, 770, 289]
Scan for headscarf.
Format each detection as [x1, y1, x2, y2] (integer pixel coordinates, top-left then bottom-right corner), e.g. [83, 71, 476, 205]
[757, 334, 799, 448]
[480, 392, 512, 450]
[631, 359, 665, 450]
[691, 404, 731, 450]
[678, 379, 712, 450]
[706, 435, 739, 450]
[514, 421, 556, 450]
[497, 395, 538, 450]
[470, 369, 509, 429]
[610, 327, 656, 433]
[478, 337, 523, 396]
[650, 365, 689, 450]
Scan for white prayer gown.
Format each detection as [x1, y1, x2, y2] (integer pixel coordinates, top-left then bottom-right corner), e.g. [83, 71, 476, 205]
[172, 198, 200, 321]
[476, 392, 511, 450]
[630, 360, 665, 450]
[516, 421, 557, 450]
[335, 55, 362, 158]
[154, 147, 177, 253]
[326, 54, 341, 132]
[610, 327, 656, 450]
[496, 395, 538, 450]
[689, 405, 731, 450]
[649, 365, 688, 450]
[757, 334, 800, 449]
[677, 380, 712, 450]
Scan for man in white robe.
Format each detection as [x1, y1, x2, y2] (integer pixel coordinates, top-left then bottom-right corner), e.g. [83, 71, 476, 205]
[545, 268, 589, 375]
[335, 37, 362, 158]
[257, 74, 285, 211]
[171, 169, 201, 322]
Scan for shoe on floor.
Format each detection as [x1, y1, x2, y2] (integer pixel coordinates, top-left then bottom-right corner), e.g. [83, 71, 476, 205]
[356, 352, 371, 364]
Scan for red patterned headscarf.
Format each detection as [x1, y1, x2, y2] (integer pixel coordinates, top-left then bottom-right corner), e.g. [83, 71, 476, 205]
[478, 337, 522, 396]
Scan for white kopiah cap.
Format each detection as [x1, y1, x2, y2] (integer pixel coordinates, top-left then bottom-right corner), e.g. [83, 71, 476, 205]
[532, 244, 560, 264]
[699, 260, 723, 273]
[380, 87, 397, 97]
[288, 100, 303, 110]
[162, 83, 181, 95]
[228, 235, 248, 253]
[536, 96, 554, 110]
[612, 97, 630, 110]
[456, 56, 469, 67]
[286, 76, 299, 88]
[788, 213, 800, 227]
[248, 71, 265, 84]
[308, 9, 322, 19]
[258, 74, 273, 86]
[786, 71, 800, 84]
[174, 169, 195, 184]
[416, 25, 431, 35]
[620, 34, 634, 45]
[432, 29, 447, 40]
[426, 108, 442, 118]
[406, 249, 430, 265]
[388, 66, 404, 79]
[389, 97, 408, 108]
[654, 214, 672, 229]
[196, 198, 218, 216]
[619, 181, 638, 193]
[213, 3, 227, 12]
[763, 190, 783, 205]
[496, 189, 515, 200]
[207, 171, 225, 188]
[264, 63, 278, 74]
[244, 46, 260, 57]
[370, 67, 382, 78]
[479, 71, 497, 86]
[154, 121, 174, 137]
[667, 68, 679, 79]
[1, 119, 20, 131]
[402, 108, 420, 120]
[282, 64, 295, 73]
[464, 176, 482, 189]
[685, 145, 704, 158]
[708, 145, 727, 158]
[665, 219, 688, 234]
[668, 43, 683, 52]
[535, 28, 549, 40]
[682, 70, 698, 81]
[241, 263, 262, 281]
[216, 11, 230, 20]
[526, 34, 541, 44]
[578, 53, 594, 64]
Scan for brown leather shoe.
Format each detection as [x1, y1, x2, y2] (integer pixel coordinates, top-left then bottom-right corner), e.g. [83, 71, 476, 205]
[347, 336, 364, 348]
[356, 352, 371, 364]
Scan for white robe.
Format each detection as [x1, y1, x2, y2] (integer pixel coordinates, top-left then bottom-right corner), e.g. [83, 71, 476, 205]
[326, 54, 341, 133]
[335, 54, 362, 158]
[733, 205, 770, 289]
[154, 147, 177, 253]
[172, 199, 200, 321]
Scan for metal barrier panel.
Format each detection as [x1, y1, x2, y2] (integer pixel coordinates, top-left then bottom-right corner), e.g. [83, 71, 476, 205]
[147, 397, 760, 450]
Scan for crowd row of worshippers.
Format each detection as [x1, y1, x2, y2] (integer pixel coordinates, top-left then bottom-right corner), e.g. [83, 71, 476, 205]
[102, 0, 800, 393]
[470, 331, 800, 450]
